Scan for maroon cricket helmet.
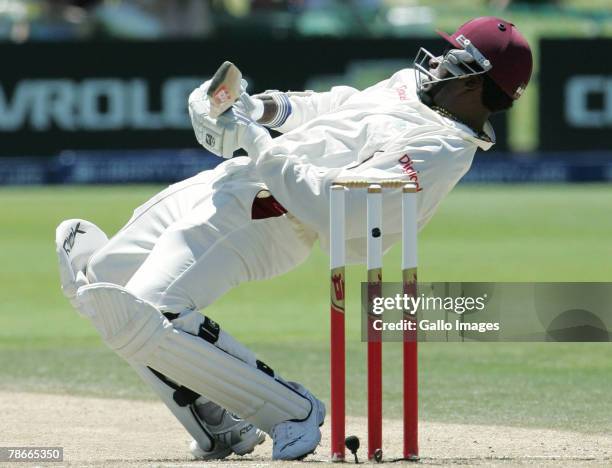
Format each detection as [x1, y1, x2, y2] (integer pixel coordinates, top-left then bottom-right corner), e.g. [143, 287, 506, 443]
[437, 17, 533, 100]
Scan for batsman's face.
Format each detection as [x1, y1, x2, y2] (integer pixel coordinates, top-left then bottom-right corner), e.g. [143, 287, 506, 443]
[427, 55, 447, 80]
[418, 53, 448, 99]
[414, 48, 450, 95]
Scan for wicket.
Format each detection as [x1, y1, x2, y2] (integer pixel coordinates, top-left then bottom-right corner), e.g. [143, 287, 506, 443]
[329, 181, 419, 462]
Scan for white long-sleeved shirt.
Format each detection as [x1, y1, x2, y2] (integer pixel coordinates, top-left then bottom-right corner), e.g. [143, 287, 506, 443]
[191, 69, 495, 263]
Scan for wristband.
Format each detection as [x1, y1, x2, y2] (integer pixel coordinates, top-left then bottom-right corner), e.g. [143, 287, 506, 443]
[267, 93, 292, 128]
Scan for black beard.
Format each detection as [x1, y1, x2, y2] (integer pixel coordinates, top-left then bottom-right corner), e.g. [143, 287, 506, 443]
[418, 80, 445, 106]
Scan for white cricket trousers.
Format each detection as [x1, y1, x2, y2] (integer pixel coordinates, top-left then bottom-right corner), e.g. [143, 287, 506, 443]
[86, 163, 317, 317]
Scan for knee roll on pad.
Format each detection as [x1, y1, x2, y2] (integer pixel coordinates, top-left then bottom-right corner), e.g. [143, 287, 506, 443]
[77, 282, 167, 351]
[77, 283, 311, 433]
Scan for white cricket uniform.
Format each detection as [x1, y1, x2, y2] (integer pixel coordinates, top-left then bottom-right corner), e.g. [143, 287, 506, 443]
[87, 68, 494, 318]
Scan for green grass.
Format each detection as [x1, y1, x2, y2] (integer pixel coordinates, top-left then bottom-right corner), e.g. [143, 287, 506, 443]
[1, 184, 611, 433]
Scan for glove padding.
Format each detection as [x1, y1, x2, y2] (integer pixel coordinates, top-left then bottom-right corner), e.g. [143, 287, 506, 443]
[192, 106, 268, 159]
[189, 78, 265, 159]
[234, 90, 264, 121]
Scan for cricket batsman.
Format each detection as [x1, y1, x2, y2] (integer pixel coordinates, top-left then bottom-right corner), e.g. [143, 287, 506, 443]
[55, 17, 532, 461]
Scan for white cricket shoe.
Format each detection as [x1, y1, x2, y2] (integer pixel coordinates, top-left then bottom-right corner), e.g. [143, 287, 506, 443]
[271, 383, 326, 460]
[190, 400, 265, 459]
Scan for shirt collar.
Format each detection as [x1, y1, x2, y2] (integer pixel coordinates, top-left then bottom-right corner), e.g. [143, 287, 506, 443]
[416, 100, 496, 151]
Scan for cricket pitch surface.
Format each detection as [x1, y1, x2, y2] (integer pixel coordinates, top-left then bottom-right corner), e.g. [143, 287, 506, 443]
[3, 391, 610, 467]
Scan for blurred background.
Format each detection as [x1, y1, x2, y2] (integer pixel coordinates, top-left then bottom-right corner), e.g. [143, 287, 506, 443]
[1, 0, 611, 448]
[1, 0, 612, 181]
